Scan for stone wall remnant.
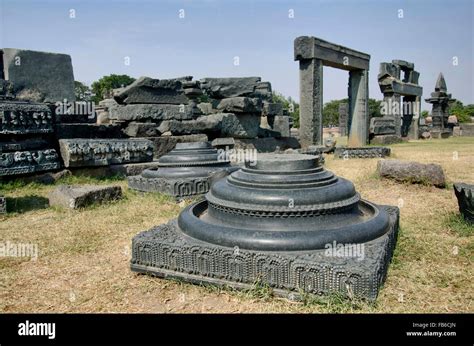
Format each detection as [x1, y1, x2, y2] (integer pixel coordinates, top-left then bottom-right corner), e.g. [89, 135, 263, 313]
[373, 59, 422, 142]
[1, 48, 75, 103]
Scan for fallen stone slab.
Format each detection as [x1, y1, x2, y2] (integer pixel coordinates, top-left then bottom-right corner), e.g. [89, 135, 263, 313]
[200, 77, 261, 98]
[162, 113, 260, 139]
[453, 183, 474, 224]
[215, 97, 262, 113]
[55, 124, 125, 139]
[334, 147, 391, 159]
[147, 134, 208, 159]
[122, 122, 160, 137]
[254, 81, 272, 100]
[59, 138, 154, 168]
[0, 149, 61, 177]
[48, 185, 122, 209]
[107, 103, 196, 122]
[0, 196, 6, 214]
[114, 76, 191, 105]
[211, 137, 235, 150]
[2, 48, 75, 103]
[263, 102, 283, 116]
[370, 134, 402, 145]
[377, 159, 446, 187]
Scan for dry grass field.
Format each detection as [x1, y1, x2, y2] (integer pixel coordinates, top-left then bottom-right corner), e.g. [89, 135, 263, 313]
[0, 137, 472, 313]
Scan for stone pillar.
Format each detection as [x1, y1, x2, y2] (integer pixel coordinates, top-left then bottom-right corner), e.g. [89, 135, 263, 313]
[383, 93, 402, 137]
[348, 69, 369, 147]
[402, 96, 416, 137]
[407, 96, 421, 140]
[338, 103, 348, 136]
[299, 58, 323, 147]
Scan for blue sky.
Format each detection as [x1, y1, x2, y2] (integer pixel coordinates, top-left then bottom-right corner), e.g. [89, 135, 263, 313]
[1, 0, 473, 109]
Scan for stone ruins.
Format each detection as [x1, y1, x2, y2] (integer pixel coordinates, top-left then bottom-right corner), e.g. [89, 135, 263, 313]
[131, 153, 400, 300]
[4, 36, 470, 301]
[372, 60, 422, 144]
[425, 73, 453, 138]
[294, 36, 370, 147]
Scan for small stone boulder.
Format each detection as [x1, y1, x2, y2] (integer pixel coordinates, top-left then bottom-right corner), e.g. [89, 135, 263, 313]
[453, 183, 474, 224]
[377, 160, 446, 187]
[48, 185, 123, 209]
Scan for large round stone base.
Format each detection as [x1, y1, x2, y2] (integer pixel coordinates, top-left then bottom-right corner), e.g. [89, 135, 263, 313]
[131, 205, 399, 301]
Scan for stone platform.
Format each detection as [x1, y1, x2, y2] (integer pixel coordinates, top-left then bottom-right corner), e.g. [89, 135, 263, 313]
[334, 146, 391, 159]
[132, 206, 398, 301]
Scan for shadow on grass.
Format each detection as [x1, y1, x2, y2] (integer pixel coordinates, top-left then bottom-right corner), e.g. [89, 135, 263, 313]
[6, 195, 49, 214]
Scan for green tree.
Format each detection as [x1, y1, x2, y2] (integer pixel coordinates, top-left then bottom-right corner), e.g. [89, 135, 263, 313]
[91, 74, 135, 103]
[368, 99, 382, 118]
[322, 98, 382, 127]
[322, 99, 347, 126]
[272, 91, 300, 127]
[74, 81, 91, 101]
[449, 100, 472, 123]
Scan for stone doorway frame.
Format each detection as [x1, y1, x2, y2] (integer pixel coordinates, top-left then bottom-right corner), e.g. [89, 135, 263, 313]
[294, 36, 370, 147]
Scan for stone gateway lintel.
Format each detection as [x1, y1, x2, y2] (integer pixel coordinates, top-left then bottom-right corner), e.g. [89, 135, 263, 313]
[294, 36, 370, 71]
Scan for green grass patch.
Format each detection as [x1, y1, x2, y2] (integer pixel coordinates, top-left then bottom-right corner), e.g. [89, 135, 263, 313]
[443, 213, 473, 237]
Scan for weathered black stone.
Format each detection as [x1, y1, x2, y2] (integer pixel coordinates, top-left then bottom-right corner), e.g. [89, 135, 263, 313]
[0, 149, 61, 176]
[128, 142, 236, 197]
[131, 154, 399, 300]
[55, 123, 125, 139]
[0, 138, 49, 152]
[0, 100, 53, 134]
[453, 183, 474, 224]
